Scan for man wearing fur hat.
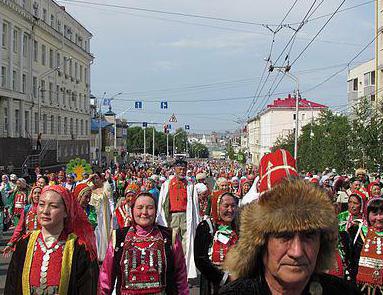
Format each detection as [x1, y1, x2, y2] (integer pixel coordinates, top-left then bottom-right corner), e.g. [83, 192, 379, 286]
[220, 179, 359, 294]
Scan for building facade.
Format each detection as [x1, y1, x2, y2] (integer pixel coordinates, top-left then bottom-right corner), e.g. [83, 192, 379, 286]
[0, 0, 93, 169]
[246, 95, 327, 164]
[347, 59, 376, 110]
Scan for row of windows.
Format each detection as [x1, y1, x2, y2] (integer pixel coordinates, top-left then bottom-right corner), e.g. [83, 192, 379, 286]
[348, 71, 376, 92]
[58, 144, 89, 159]
[3, 107, 89, 137]
[31, 1, 90, 52]
[2, 21, 89, 86]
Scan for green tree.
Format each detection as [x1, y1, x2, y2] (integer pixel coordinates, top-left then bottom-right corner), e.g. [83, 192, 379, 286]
[190, 142, 209, 158]
[226, 144, 235, 160]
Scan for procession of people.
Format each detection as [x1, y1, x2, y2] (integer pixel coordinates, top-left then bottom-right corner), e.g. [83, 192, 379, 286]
[1, 151, 383, 294]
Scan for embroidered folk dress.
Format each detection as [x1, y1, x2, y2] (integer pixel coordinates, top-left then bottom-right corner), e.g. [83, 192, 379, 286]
[4, 230, 99, 294]
[98, 225, 189, 295]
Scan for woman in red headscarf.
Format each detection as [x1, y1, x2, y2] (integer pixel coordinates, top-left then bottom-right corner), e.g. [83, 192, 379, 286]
[98, 192, 188, 295]
[5, 185, 99, 294]
[194, 192, 239, 295]
[73, 183, 98, 230]
[114, 182, 140, 228]
[367, 182, 382, 199]
[2, 186, 42, 256]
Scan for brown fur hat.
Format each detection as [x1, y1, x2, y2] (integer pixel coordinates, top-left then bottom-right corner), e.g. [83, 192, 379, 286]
[224, 179, 338, 279]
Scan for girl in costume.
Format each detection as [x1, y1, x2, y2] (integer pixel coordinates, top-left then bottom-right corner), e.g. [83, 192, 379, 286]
[13, 178, 28, 226]
[2, 186, 42, 255]
[114, 183, 139, 229]
[194, 192, 239, 295]
[5, 185, 99, 294]
[98, 192, 188, 294]
[338, 190, 366, 233]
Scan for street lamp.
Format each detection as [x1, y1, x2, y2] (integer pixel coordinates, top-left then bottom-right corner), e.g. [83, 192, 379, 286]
[173, 131, 183, 157]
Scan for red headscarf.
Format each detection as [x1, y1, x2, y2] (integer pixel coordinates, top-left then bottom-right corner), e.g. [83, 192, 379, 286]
[210, 190, 228, 223]
[129, 192, 157, 227]
[28, 186, 42, 205]
[41, 185, 97, 261]
[73, 183, 92, 201]
[367, 182, 381, 199]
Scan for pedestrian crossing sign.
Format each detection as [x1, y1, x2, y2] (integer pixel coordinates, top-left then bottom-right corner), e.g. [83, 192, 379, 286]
[135, 101, 143, 109]
[169, 113, 177, 122]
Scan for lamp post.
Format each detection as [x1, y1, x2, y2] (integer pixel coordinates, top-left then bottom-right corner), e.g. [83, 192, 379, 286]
[172, 131, 183, 157]
[152, 126, 155, 164]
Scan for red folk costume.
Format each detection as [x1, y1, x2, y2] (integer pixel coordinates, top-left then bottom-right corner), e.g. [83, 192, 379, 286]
[13, 190, 27, 216]
[5, 185, 98, 295]
[209, 192, 238, 266]
[115, 183, 140, 229]
[168, 177, 188, 213]
[357, 227, 383, 289]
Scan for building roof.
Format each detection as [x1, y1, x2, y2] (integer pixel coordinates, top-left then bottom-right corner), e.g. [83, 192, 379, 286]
[266, 94, 327, 109]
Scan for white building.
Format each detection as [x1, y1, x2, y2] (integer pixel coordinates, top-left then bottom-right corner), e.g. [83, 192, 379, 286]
[347, 59, 376, 109]
[0, 0, 93, 169]
[246, 95, 327, 164]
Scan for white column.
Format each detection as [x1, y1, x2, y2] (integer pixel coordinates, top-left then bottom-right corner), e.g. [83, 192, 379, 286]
[0, 16, 3, 72]
[20, 100, 25, 137]
[7, 97, 14, 137]
[8, 23, 14, 89]
[19, 29, 24, 94]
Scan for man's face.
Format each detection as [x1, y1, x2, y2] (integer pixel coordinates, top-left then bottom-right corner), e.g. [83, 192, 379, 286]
[263, 231, 320, 288]
[219, 195, 237, 224]
[351, 180, 361, 190]
[175, 166, 186, 179]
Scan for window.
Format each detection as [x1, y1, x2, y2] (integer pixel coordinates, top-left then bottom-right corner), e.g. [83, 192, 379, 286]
[12, 70, 17, 91]
[56, 85, 60, 103]
[42, 8, 47, 22]
[64, 56, 67, 75]
[51, 115, 54, 134]
[353, 78, 358, 91]
[49, 82, 53, 103]
[57, 20, 61, 33]
[50, 14, 54, 27]
[2, 22, 8, 48]
[13, 29, 18, 53]
[41, 44, 46, 65]
[34, 112, 38, 134]
[69, 59, 72, 77]
[63, 87, 66, 106]
[22, 33, 28, 57]
[15, 110, 20, 135]
[49, 49, 53, 68]
[1, 66, 6, 88]
[85, 120, 88, 135]
[79, 65, 83, 81]
[80, 119, 84, 135]
[70, 118, 73, 135]
[74, 62, 78, 80]
[32, 76, 37, 97]
[75, 119, 78, 135]
[56, 52, 60, 67]
[33, 40, 38, 62]
[371, 71, 376, 85]
[64, 117, 68, 135]
[293, 114, 296, 120]
[301, 113, 305, 121]
[43, 114, 47, 133]
[22, 74, 26, 93]
[25, 111, 29, 134]
[4, 107, 8, 134]
[41, 80, 45, 102]
[84, 67, 88, 83]
[371, 94, 376, 102]
[57, 116, 61, 135]
[364, 73, 370, 86]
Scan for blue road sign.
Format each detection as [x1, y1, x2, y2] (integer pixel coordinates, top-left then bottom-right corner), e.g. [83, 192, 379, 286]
[161, 101, 168, 109]
[143, 122, 148, 128]
[135, 101, 143, 109]
[185, 125, 190, 130]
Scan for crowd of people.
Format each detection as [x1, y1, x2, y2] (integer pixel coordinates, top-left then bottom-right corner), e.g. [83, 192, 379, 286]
[0, 150, 382, 294]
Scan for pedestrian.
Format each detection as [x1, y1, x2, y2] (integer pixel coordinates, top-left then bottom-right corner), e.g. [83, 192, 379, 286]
[73, 183, 98, 230]
[194, 192, 239, 295]
[4, 185, 99, 294]
[36, 132, 42, 151]
[219, 179, 359, 294]
[13, 178, 28, 226]
[98, 192, 189, 294]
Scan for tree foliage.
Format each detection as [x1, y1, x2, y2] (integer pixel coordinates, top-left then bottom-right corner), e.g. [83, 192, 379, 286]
[189, 142, 209, 158]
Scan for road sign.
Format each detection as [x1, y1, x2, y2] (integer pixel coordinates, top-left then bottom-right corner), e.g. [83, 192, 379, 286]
[113, 151, 118, 157]
[169, 113, 177, 122]
[185, 125, 190, 130]
[103, 98, 111, 106]
[143, 122, 148, 128]
[167, 124, 172, 130]
[135, 101, 143, 109]
[160, 101, 168, 109]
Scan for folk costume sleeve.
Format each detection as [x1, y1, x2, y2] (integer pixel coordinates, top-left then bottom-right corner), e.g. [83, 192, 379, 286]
[194, 220, 224, 284]
[98, 240, 116, 295]
[87, 205, 98, 229]
[7, 206, 27, 246]
[173, 234, 189, 295]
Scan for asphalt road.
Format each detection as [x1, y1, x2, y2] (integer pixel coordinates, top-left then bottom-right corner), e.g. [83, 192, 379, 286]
[0, 229, 200, 294]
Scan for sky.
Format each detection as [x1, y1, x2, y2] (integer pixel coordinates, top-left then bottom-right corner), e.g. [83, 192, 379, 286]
[58, 0, 375, 133]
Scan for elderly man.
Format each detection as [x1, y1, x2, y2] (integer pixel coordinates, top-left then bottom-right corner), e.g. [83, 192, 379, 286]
[157, 158, 199, 279]
[219, 179, 360, 294]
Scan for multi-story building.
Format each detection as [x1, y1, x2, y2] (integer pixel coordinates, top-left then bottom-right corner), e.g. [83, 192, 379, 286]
[347, 59, 376, 110]
[0, 0, 93, 170]
[246, 95, 327, 164]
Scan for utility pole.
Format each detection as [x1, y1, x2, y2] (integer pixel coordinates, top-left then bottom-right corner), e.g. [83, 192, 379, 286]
[166, 133, 169, 158]
[375, 0, 379, 107]
[152, 127, 155, 164]
[143, 126, 146, 162]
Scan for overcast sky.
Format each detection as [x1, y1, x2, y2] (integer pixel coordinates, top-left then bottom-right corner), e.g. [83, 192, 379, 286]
[59, 0, 374, 133]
